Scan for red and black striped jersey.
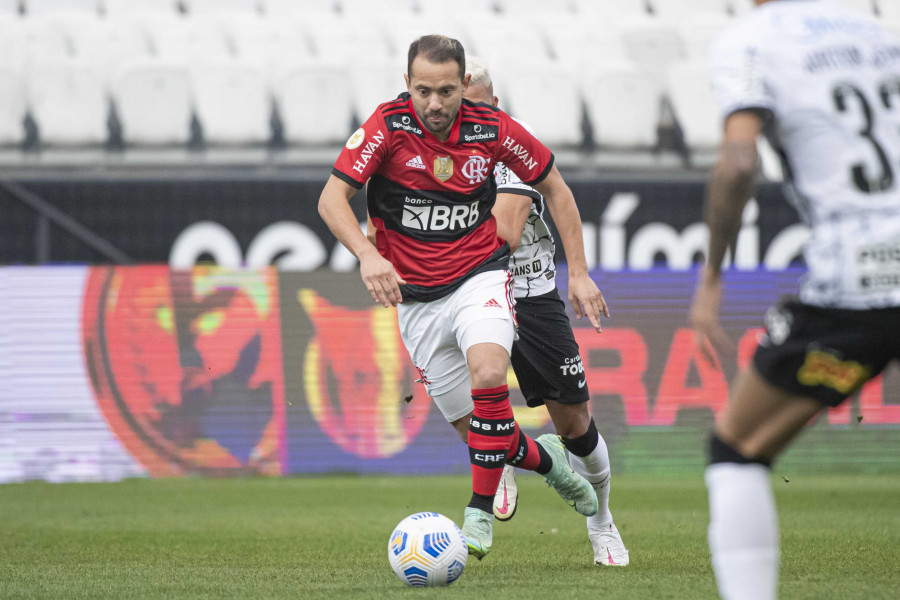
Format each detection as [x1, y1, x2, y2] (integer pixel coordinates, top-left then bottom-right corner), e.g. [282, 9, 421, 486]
[332, 92, 554, 302]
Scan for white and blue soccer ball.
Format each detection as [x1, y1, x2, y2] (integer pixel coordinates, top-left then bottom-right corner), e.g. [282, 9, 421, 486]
[387, 512, 468, 587]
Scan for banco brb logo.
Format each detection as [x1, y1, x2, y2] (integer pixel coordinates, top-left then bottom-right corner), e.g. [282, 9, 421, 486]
[402, 201, 480, 231]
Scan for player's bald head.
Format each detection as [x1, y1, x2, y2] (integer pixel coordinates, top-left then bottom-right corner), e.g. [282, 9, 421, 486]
[408, 35, 466, 81]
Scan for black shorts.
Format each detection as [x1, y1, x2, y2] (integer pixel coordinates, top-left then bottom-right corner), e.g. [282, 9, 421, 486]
[510, 289, 590, 407]
[753, 300, 900, 407]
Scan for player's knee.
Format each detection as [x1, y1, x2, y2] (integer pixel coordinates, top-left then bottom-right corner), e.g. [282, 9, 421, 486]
[709, 432, 772, 468]
[451, 416, 469, 443]
[468, 361, 508, 389]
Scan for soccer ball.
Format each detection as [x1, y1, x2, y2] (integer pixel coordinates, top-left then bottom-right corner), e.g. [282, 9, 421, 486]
[387, 512, 468, 587]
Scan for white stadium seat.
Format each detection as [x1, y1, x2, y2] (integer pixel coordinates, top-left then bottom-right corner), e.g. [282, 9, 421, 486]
[538, 16, 627, 72]
[184, 0, 259, 15]
[376, 14, 472, 59]
[837, 0, 876, 16]
[575, 0, 648, 21]
[583, 63, 660, 148]
[26, 62, 108, 145]
[24, 0, 98, 14]
[101, 0, 179, 16]
[417, 0, 494, 18]
[678, 14, 731, 62]
[878, 0, 900, 21]
[220, 16, 310, 80]
[618, 17, 686, 91]
[348, 57, 406, 122]
[495, 0, 576, 16]
[0, 0, 18, 14]
[0, 14, 24, 69]
[340, 0, 416, 18]
[68, 16, 151, 79]
[502, 62, 584, 148]
[274, 60, 354, 145]
[144, 15, 232, 63]
[648, 0, 730, 20]
[191, 61, 271, 145]
[112, 61, 193, 145]
[0, 68, 26, 144]
[302, 14, 392, 63]
[261, 0, 337, 17]
[461, 16, 552, 66]
[18, 16, 72, 67]
[667, 61, 721, 149]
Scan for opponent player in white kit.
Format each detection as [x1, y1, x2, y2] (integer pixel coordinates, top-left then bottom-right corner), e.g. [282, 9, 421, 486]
[461, 57, 629, 566]
[691, 2, 900, 598]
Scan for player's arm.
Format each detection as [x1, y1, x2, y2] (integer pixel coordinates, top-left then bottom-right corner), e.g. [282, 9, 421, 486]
[318, 175, 405, 307]
[533, 165, 609, 332]
[492, 193, 531, 252]
[691, 110, 763, 359]
[365, 212, 376, 246]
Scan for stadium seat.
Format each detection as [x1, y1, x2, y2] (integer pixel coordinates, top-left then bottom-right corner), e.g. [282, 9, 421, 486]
[618, 17, 686, 91]
[648, 0, 730, 20]
[112, 60, 193, 145]
[460, 15, 552, 66]
[340, 0, 417, 18]
[0, 68, 26, 144]
[574, 0, 648, 21]
[583, 63, 660, 148]
[495, 0, 576, 16]
[183, 0, 259, 15]
[274, 60, 354, 145]
[348, 57, 406, 122]
[219, 16, 310, 79]
[667, 61, 721, 149]
[878, 0, 900, 20]
[538, 16, 627, 72]
[24, 0, 98, 14]
[191, 61, 271, 145]
[727, 0, 754, 16]
[0, 0, 18, 14]
[144, 14, 232, 63]
[376, 14, 472, 59]
[26, 62, 108, 145]
[302, 14, 392, 63]
[678, 14, 731, 62]
[0, 14, 24, 69]
[261, 0, 337, 17]
[838, 0, 876, 16]
[18, 16, 72, 68]
[501, 62, 584, 148]
[101, 0, 179, 17]
[417, 0, 494, 18]
[67, 16, 151, 79]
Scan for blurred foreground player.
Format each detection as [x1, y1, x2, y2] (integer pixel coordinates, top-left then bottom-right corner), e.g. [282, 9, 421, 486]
[461, 56, 628, 566]
[318, 35, 598, 560]
[691, 1, 900, 598]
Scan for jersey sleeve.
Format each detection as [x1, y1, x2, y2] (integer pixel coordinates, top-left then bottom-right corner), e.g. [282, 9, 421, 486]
[331, 110, 390, 189]
[708, 26, 775, 119]
[495, 112, 554, 187]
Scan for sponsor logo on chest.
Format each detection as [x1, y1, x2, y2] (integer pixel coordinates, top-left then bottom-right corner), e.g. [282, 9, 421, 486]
[401, 197, 480, 231]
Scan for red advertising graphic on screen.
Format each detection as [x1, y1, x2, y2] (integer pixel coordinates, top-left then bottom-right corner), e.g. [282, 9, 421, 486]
[295, 290, 431, 459]
[82, 266, 287, 477]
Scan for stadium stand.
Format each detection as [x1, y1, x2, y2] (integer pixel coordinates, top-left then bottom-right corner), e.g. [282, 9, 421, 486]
[583, 63, 659, 149]
[26, 61, 108, 145]
[101, 0, 179, 17]
[144, 13, 232, 63]
[348, 56, 405, 122]
[183, 0, 259, 15]
[648, 0, 731, 19]
[667, 61, 721, 150]
[67, 15, 151, 79]
[112, 60, 193, 145]
[24, 0, 97, 14]
[502, 61, 584, 148]
[0, 0, 17, 14]
[618, 16, 686, 92]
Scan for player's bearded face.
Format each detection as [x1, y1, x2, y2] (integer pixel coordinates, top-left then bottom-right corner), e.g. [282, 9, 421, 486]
[406, 57, 468, 139]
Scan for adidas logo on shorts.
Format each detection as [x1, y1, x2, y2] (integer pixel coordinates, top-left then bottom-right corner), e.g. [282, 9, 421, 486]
[405, 155, 426, 169]
[483, 298, 502, 309]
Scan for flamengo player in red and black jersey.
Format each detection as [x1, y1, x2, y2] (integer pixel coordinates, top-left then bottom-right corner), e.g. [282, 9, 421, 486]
[319, 35, 604, 559]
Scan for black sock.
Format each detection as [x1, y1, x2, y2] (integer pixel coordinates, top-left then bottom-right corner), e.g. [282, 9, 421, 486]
[467, 492, 494, 513]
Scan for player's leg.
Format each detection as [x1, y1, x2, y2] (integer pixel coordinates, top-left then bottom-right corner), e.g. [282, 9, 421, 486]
[707, 366, 821, 600]
[707, 301, 893, 600]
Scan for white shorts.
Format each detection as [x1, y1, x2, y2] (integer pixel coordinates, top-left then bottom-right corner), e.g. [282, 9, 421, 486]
[398, 269, 516, 422]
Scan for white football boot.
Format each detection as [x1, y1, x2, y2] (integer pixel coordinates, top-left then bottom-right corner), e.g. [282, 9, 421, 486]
[589, 522, 630, 566]
[492, 464, 518, 521]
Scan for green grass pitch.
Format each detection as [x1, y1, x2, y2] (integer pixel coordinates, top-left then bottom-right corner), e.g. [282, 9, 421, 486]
[1, 474, 898, 599]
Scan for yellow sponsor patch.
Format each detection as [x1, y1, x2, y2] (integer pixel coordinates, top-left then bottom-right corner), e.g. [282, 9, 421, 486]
[797, 350, 870, 394]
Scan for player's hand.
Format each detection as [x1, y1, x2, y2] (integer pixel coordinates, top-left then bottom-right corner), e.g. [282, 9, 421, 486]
[568, 272, 609, 333]
[690, 267, 734, 365]
[359, 249, 405, 307]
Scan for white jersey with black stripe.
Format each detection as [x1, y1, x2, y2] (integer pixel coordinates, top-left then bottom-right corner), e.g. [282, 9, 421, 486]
[710, 0, 900, 308]
[494, 158, 557, 298]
